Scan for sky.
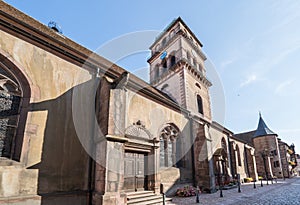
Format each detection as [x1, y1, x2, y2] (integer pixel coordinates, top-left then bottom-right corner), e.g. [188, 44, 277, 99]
[4, 0, 300, 153]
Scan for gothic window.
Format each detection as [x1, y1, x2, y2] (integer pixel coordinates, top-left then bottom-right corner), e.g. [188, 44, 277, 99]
[170, 55, 176, 67]
[159, 124, 180, 168]
[197, 95, 203, 114]
[0, 65, 22, 158]
[236, 145, 242, 166]
[221, 138, 227, 154]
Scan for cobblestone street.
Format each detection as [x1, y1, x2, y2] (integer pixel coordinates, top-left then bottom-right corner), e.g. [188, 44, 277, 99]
[169, 177, 300, 205]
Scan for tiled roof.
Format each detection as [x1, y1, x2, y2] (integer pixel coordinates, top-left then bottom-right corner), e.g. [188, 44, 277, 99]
[232, 114, 277, 146]
[232, 130, 256, 146]
[253, 114, 276, 138]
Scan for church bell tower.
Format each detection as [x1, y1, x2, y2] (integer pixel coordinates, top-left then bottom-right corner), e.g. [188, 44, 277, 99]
[147, 17, 212, 121]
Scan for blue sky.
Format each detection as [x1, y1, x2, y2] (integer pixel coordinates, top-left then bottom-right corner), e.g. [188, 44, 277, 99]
[4, 0, 300, 153]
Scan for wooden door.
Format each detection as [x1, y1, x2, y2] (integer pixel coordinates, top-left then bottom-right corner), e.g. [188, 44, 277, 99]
[124, 152, 145, 191]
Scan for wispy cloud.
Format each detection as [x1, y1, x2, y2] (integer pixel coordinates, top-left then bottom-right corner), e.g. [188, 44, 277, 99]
[240, 74, 257, 87]
[220, 58, 235, 69]
[275, 80, 294, 94]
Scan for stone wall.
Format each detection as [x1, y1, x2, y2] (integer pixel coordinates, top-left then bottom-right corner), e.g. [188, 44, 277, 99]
[253, 135, 283, 178]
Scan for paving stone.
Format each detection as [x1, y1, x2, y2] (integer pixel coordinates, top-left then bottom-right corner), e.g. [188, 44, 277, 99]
[168, 177, 300, 205]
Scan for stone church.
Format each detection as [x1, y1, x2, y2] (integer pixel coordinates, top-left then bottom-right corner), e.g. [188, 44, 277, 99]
[3, 2, 294, 205]
[233, 114, 297, 181]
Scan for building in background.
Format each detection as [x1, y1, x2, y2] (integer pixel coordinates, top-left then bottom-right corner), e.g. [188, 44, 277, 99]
[234, 114, 297, 180]
[278, 139, 293, 178]
[295, 154, 300, 176]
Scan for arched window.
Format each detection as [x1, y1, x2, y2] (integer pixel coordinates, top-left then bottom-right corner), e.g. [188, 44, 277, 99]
[170, 55, 176, 67]
[236, 145, 242, 166]
[159, 124, 179, 168]
[221, 138, 227, 153]
[0, 55, 30, 161]
[197, 95, 203, 114]
[0, 64, 22, 158]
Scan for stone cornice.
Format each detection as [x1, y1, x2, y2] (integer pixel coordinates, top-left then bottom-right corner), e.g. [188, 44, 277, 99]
[150, 59, 212, 88]
[182, 60, 212, 87]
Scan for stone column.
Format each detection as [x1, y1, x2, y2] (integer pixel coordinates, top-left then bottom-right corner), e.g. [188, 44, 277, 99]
[251, 151, 259, 181]
[205, 124, 216, 193]
[193, 123, 216, 193]
[267, 157, 274, 178]
[153, 140, 161, 194]
[93, 80, 128, 205]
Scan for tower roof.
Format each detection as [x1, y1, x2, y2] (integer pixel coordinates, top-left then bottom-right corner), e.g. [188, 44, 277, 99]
[149, 17, 203, 49]
[253, 113, 276, 138]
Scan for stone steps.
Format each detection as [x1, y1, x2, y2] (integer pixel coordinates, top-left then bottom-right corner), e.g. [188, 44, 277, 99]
[127, 191, 172, 205]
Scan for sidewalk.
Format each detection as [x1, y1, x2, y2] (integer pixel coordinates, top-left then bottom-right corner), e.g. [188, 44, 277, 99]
[168, 177, 299, 205]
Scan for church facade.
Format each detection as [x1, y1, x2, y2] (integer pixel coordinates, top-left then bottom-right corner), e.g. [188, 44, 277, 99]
[0, 2, 296, 205]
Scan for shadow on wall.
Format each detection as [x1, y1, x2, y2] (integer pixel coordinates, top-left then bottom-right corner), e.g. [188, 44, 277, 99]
[28, 78, 107, 205]
[160, 122, 195, 197]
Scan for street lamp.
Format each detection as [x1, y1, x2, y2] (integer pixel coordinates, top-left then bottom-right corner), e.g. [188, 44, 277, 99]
[237, 174, 241, 193]
[196, 186, 200, 203]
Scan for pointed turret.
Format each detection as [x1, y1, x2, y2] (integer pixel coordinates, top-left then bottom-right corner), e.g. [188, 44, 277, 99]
[253, 113, 276, 138]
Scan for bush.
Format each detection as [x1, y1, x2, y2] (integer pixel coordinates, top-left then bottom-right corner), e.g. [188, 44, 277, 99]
[175, 186, 197, 197]
[244, 177, 253, 183]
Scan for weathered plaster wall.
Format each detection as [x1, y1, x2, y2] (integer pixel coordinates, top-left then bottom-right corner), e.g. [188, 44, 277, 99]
[0, 28, 93, 200]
